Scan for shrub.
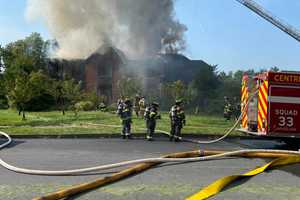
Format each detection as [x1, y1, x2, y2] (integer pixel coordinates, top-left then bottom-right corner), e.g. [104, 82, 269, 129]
[24, 93, 56, 111]
[0, 97, 8, 109]
[74, 101, 94, 111]
[106, 103, 117, 113]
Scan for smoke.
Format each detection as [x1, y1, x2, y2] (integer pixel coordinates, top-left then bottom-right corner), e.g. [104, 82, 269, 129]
[26, 0, 187, 59]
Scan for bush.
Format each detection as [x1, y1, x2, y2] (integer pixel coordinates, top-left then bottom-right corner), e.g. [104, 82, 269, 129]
[24, 93, 56, 111]
[106, 103, 117, 113]
[82, 91, 107, 110]
[0, 97, 8, 109]
[74, 101, 94, 111]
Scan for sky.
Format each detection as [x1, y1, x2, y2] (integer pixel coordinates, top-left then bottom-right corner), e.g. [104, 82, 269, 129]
[0, 0, 299, 72]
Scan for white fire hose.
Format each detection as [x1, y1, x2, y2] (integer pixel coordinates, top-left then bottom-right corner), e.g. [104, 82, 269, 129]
[1, 129, 300, 176]
[1, 90, 300, 176]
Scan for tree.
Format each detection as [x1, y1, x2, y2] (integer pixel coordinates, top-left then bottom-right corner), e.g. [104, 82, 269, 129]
[24, 33, 50, 70]
[2, 33, 50, 88]
[190, 65, 219, 111]
[7, 70, 51, 120]
[82, 90, 106, 110]
[0, 45, 4, 73]
[1, 33, 53, 114]
[0, 73, 8, 109]
[270, 66, 280, 72]
[163, 80, 186, 101]
[8, 73, 32, 120]
[117, 77, 142, 99]
[0, 46, 7, 108]
[161, 80, 193, 110]
[2, 33, 49, 72]
[48, 80, 66, 115]
[62, 79, 82, 116]
[5, 51, 35, 119]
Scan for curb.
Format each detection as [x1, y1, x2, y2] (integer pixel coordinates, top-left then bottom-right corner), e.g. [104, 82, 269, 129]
[6, 133, 262, 140]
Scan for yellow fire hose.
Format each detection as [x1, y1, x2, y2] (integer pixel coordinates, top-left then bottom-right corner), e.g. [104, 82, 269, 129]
[32, 150, 201, 200]
[1, 127, 299, 200]
[186, 155, 300, 200]
[1, 91, 299, 199]
[32, 149, 300, 200]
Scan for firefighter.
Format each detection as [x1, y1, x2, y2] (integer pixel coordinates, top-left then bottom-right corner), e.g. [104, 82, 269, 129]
[223, 96, 232, 121]
[134, 94, 141, 117]
[98, 102, 107, 112]
[117, 95, 125, 108]
[144, 102, 161, 141]
[233, 97, 241, 120]
[117, 99, 133, 139]
[139, 97, 146, 118]
[169, 100, 186, 142]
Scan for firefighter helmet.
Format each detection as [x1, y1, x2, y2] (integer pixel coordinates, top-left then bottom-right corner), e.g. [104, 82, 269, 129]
[151, 102, 159, 107]
[124, 98, 131, 105]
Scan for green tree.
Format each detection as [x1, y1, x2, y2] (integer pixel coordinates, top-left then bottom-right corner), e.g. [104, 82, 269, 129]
[270, 66, 280, 72]
[0, 74, 8, 109]
[63, 79, 82, 116]
[7, 70, 51, 120]
[190, 65, 219, 112]
[1, 33, 52, 113]
[117, 77, 142, 99]
[82, 90, 106, 110]
[2, 33, 49, 87]
[2, 33, 49, 76]
[0, 47, 7, 108]
[161, 80, 193, 110]
[48, 80, 66, 115]
[163, 80, 186, 101]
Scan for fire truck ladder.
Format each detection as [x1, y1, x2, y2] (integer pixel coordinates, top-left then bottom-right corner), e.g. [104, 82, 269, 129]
[235, 0, 300, 43]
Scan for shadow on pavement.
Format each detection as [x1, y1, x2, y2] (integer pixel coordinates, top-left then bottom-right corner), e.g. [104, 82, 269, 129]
[279, 164, 300, 178]
[0, 139, 26, 149]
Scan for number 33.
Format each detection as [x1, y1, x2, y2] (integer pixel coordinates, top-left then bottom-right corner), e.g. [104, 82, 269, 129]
[278, 116, 293, 127]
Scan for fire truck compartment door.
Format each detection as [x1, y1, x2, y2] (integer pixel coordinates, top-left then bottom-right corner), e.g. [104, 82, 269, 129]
[269, 86, 300, 136]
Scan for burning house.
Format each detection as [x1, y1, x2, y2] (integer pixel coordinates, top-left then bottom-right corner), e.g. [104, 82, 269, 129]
[30, 0, 200, 104]
[47, 46, 212, 104]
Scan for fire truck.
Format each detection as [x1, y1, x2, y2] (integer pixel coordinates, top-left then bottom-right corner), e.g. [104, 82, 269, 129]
[239, 71, 300, 145]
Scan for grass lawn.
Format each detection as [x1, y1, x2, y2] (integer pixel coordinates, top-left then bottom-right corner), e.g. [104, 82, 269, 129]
[0, 109, 239, 136]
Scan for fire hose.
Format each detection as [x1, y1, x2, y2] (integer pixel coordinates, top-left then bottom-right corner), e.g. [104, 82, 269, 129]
[1, 130, 300, 176]
[1, 131, 300, 200]
[0, 91, 300, 199]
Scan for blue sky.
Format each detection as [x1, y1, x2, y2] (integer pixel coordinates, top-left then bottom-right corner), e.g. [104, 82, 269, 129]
[0, 0, 300, 72]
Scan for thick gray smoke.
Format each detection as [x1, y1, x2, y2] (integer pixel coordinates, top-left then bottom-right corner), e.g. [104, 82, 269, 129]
[26, 0, 187, 59]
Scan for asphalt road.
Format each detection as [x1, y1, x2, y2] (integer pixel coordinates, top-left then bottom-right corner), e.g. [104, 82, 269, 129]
[0, 137, 299, 200]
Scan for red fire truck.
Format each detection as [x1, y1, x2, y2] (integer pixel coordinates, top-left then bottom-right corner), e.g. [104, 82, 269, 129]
[239, 71, 300, 144]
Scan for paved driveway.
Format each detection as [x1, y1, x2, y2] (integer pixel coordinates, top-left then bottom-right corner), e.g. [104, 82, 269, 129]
[0, 138, 299, 200]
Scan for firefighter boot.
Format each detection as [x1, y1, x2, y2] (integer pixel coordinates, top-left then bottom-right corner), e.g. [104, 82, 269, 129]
[121, 124, 126, 139]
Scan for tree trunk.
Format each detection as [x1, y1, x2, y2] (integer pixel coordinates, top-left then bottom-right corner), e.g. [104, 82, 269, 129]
[22, 111, 26, 121]
[61, 98, 65, 115]
[74, 109, 78, 117]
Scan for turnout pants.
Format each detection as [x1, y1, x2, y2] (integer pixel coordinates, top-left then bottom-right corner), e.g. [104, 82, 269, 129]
[170, 121, 182, 139]
[122, 119, 131, 136]
[146, 120, 156, 138]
